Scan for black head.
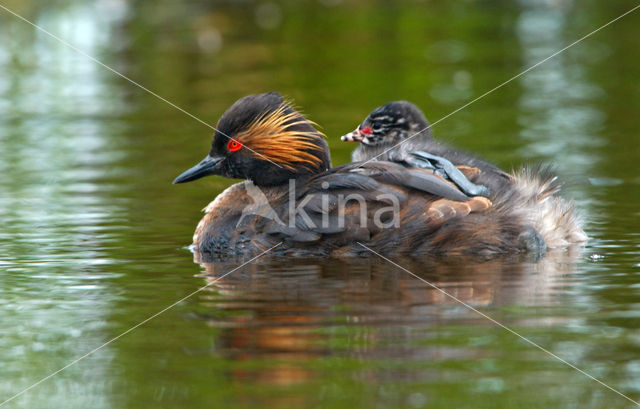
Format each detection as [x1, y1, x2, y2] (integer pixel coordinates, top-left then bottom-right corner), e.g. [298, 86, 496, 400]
[173, 92, 331, 187]
[341, 101, 432, 147]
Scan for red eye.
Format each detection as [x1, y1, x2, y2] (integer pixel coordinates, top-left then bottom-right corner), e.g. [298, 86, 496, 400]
[227, 139, 242, 152]
[360, 127, 372, 135]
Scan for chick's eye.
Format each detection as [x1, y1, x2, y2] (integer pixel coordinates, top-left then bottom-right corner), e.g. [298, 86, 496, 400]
[360, 126, 372, 135]
[227, 139, 242, 152]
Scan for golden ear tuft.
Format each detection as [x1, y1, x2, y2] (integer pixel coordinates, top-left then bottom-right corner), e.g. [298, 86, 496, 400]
[235, 103, 326, 171]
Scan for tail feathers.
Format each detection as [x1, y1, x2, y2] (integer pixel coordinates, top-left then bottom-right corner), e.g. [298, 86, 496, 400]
[512, 165, 561, 202]
[511, 165, 588, 248]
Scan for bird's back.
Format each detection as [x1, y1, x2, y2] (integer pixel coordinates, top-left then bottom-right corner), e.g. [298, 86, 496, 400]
[192, 162, 552, 258]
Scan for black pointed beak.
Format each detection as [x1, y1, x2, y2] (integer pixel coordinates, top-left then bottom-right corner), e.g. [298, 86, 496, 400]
[173, 155, 224, 184]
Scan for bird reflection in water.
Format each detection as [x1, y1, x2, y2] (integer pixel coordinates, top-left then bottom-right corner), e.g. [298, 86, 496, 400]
[190, 248, 584, 392]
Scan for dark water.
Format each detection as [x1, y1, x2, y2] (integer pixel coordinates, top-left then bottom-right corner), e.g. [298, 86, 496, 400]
[1, 0, 639, 408]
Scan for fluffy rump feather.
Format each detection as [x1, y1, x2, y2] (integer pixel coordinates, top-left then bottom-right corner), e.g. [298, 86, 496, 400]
[499, 165, 588, 249]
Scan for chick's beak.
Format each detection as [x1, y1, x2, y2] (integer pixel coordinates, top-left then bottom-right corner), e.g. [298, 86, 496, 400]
[341, 128, 364, 143]
[173, 154, 224, 184]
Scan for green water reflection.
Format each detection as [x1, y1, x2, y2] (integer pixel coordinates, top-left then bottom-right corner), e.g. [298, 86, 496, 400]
[1, 0, 639, 408]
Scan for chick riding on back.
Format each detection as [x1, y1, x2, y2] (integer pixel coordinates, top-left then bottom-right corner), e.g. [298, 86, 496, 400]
[174, 92, 554, 258]
[341, 100, 588, 249]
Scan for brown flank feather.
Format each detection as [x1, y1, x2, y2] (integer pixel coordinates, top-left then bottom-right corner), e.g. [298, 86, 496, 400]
[235, 103, 326, 171]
